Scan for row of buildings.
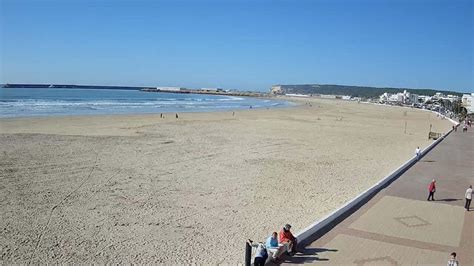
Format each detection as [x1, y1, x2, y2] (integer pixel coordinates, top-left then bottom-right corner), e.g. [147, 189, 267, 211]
[270, 85, 473, 115]
[379, 90, 474, 115]
[378, 90, 460, 105]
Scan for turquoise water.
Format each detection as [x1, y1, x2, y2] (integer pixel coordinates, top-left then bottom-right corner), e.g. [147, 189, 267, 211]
[0, 88, 289, 118]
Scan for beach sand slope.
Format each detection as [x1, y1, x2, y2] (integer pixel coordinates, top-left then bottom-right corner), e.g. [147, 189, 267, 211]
[0, 99, 452, 264]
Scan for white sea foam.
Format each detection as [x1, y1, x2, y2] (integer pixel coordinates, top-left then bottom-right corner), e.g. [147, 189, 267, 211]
[0, 88, 287, 117]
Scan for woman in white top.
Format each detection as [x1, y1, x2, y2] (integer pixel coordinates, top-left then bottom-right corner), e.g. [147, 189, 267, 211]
[465, 185, 472, 211]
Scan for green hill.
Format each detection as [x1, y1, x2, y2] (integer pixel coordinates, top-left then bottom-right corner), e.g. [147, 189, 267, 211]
[272, 84, 464, 98]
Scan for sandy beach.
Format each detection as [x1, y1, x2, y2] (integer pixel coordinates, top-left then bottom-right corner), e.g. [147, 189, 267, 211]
[0, 98, 452, 264]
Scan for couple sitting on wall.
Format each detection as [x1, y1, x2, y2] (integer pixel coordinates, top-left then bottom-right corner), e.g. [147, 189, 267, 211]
[248, 224, 298, 265]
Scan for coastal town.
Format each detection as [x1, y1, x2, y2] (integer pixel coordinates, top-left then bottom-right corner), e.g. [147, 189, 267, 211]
[270, 85, 474, 120]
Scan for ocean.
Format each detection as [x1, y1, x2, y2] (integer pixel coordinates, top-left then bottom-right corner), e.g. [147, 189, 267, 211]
[0, 88, 289, 118]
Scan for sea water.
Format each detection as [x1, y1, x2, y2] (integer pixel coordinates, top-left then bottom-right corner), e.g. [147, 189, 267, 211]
[0, 88, 289, 118]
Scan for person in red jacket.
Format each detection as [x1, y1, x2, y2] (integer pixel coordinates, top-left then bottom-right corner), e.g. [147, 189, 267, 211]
[427, 179, 436, 201]
[279, 224, 297, 255]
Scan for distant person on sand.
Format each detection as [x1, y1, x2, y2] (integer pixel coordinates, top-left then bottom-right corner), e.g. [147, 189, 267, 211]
[447, 252, 459, 266]
[465, 185, 472, 211]
[247, 240, 268, 266]
[279, 224, 297, 255]
[415, 146, 421, 160]
[176, 113, 179, 119]
[427, 179, 436, 201]
[266, 232, 282, 260]
[160, 113, 163, 118]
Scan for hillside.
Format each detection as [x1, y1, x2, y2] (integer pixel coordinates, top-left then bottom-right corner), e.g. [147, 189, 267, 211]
[272, 84, 464, 98]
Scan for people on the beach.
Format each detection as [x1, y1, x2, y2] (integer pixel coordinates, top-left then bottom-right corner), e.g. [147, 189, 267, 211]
[247, 239, 268, 266]
[447, 252, 459, 266]
[415, 146, 421, 160]
[266, 232, 281, 260]
[279, 224, 297, 255]
[427, 179, 436, 201]
[465, 185, 472, 211]
[176, 113, 179, 119]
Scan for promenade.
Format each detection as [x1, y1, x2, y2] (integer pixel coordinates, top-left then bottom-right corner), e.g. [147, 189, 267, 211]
[285, 128, 473, 265]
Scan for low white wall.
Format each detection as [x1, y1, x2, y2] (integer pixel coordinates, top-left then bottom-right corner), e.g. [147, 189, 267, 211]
[294, 113, 456, 243]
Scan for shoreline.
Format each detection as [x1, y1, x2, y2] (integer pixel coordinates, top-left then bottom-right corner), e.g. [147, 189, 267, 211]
[0, 97, 299, 121]
[0, 97, 453, 263]
[0, 88, 290, 119]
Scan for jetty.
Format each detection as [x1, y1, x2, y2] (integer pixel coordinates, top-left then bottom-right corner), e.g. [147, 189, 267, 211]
[140, 88, 268, 97]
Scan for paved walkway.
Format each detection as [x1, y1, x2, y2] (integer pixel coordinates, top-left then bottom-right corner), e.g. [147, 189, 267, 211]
[284, 128, 473, 265]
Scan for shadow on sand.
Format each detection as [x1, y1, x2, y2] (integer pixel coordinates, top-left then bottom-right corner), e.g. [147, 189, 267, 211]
[435, 198, 461, 202]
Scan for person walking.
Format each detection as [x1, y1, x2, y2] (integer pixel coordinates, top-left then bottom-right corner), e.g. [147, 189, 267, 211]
[427, 179, 436, 201]
[415, 146, 421, 160]
[465, 185, 472, 211]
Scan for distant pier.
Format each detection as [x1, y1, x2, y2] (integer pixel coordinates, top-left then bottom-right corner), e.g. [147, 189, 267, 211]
[140, 88, 268, 98]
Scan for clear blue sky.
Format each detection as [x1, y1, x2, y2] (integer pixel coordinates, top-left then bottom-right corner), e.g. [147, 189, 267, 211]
[1, 0, 473, 92]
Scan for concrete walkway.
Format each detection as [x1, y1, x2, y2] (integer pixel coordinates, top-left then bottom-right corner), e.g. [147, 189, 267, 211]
[285, 128, 474, 265]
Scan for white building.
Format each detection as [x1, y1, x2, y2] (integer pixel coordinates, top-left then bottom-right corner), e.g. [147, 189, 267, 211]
[156, 87, 183, 92]
[285, 93, 309, 98]
[342, 95, 351, 100]
[462, 93, 474, 114]
[418, 95, 431, 103]
[409, 93, 419, 104]
[320, 94, 336, 99]
[270, 85, 284, 95]
[379, 90, 419, 104]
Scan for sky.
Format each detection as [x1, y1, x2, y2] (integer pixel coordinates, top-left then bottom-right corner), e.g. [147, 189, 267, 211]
[0, 0, 473, 92]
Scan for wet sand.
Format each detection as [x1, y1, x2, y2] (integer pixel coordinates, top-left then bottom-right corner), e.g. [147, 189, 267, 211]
[0, 98, 452, 263]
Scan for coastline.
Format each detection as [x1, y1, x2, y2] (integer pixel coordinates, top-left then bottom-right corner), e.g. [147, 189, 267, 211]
[0, 88, 290, 119]
[0, 98, 453, 263]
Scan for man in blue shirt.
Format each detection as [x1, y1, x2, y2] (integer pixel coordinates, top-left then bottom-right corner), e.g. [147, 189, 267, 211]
[266, 232, 281, 261]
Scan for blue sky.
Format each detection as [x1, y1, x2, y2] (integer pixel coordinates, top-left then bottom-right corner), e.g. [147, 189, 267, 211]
[1, 0, 473, 92]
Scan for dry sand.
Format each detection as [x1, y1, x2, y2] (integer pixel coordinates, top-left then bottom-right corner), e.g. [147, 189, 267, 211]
[0, 98, 452, 264]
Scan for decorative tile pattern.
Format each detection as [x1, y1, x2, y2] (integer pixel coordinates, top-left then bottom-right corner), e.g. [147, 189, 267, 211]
[348, 196, 464, 246]
[393, 215, 431, 228]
